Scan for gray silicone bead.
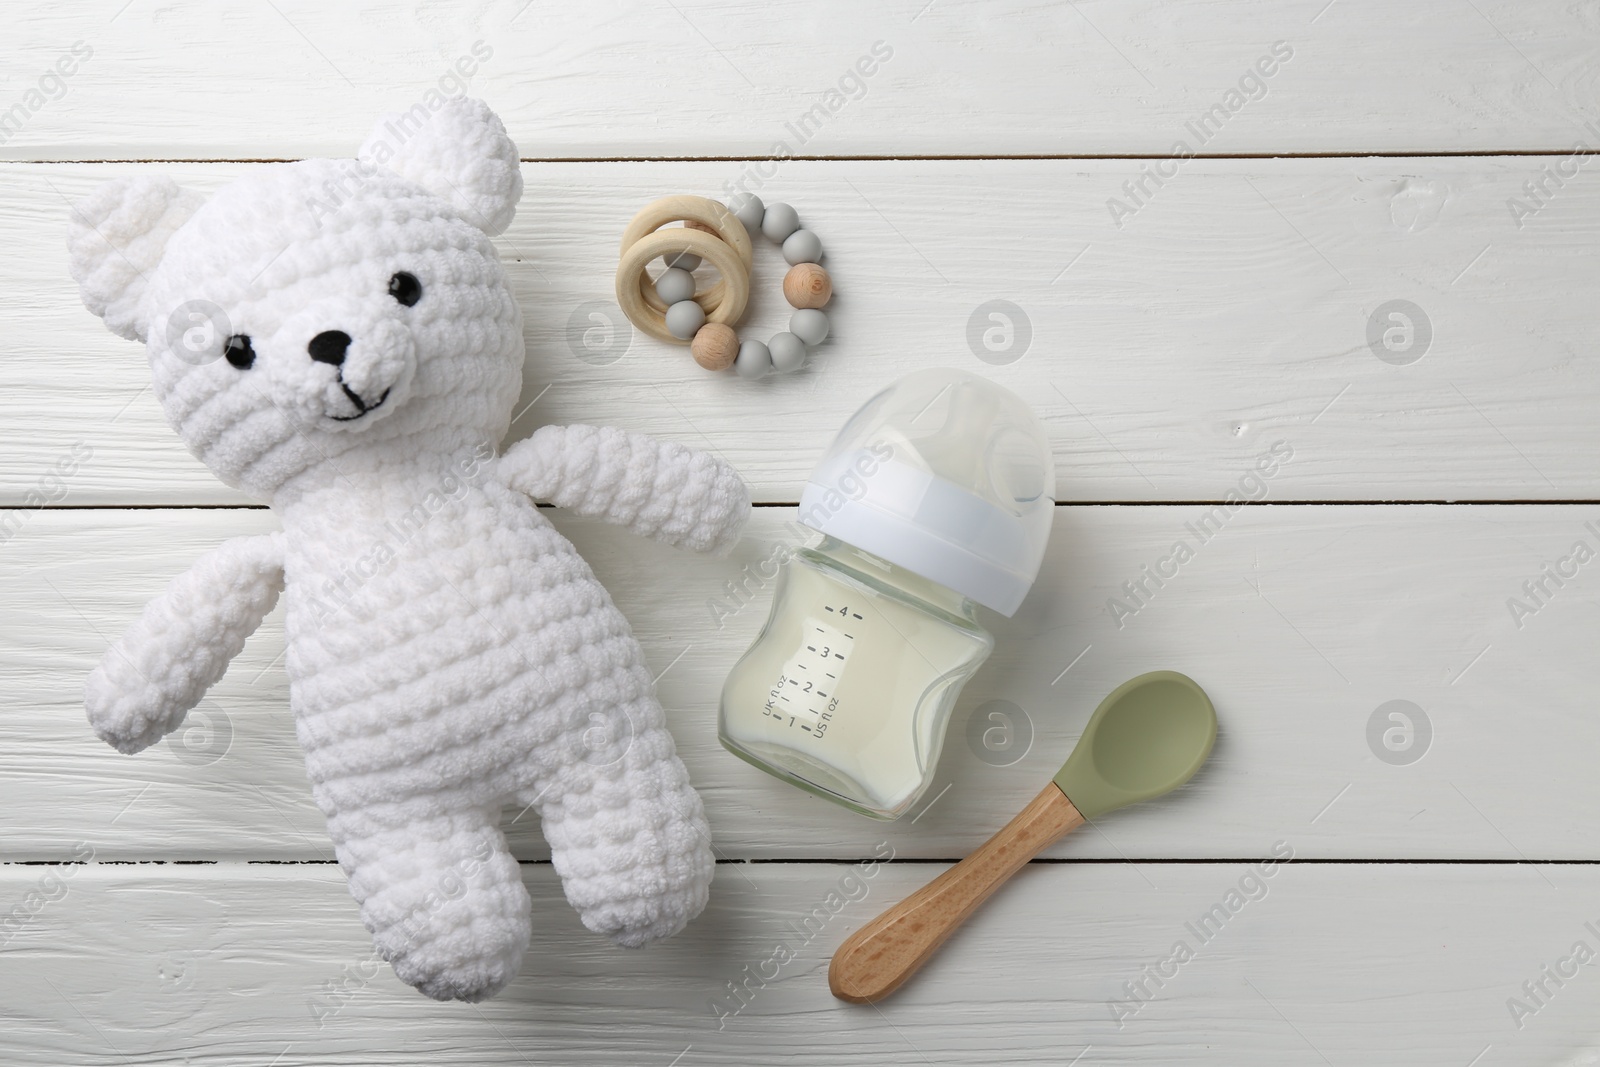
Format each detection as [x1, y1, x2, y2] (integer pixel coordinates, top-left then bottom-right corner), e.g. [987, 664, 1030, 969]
[782, 229, 823, 266]
[761, 202, 800, 243]
[768, 331, 807, 373]
[728, 192, 764, 234]
[735, 339, 772, 379]
[655, 267, 696, 305]
[789, 309, 830, 346]
[665, 299, 706, 340]
[663, 250, 701, 272]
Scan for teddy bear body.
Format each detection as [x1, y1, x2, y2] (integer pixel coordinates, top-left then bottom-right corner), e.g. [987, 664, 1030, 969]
[281, 459, 710, 998]
[68, 99, 745, 1001]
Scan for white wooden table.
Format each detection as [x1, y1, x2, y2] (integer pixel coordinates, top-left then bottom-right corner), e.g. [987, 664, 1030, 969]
[5, 2, 1600, 1063]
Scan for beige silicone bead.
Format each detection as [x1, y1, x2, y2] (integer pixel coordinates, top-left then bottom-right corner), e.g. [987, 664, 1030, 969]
[783, 263, 832, 309]
[690, 322, 741, 371]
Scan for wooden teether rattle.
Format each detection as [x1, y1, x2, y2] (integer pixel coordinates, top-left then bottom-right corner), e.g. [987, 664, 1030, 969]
[614, 193, 833, 378]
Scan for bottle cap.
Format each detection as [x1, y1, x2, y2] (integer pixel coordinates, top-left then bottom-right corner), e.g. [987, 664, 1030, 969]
[798, 369, 1055, 616]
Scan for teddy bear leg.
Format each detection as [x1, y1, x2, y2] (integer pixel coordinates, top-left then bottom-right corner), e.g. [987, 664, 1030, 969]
[331, 806, 531, 1001]
[522, 694, 715, 950]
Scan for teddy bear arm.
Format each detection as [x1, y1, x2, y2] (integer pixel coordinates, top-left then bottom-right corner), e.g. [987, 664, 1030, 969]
[498, 424, 750, 555]
[85, 532, 286, 754]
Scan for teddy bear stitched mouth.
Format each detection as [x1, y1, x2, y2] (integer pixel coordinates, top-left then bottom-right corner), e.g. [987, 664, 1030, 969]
[330, 382, 392, 421]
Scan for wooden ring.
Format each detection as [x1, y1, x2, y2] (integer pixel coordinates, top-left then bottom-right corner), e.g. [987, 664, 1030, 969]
[615, 195, 755, 344]
[618, 194, 753, 272]
[616, 229, 751, 344]
[619, 195, 752, 315]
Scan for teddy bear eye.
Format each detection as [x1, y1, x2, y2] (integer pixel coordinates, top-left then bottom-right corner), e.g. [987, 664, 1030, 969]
[224, 334, 255, 370]
[388, 271, 422, 307]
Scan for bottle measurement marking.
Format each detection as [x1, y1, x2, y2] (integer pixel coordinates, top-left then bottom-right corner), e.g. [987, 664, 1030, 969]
[763, 609, 857, 739]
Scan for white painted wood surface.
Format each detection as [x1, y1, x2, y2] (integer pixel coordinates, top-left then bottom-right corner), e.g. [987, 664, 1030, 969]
[4, 0, 1599, 159]
[9, 156, 1600, 504]
[4, 862, 1600, 1066]
[6, 1, 1600, 1063]
[4, 506, 1597, 863]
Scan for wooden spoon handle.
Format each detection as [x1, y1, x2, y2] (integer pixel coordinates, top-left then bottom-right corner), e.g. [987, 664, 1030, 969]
[829, 783, 1085, 1003]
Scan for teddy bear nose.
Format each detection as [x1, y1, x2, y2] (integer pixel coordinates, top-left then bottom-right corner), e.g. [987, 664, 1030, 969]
[308, 330, 351, 366]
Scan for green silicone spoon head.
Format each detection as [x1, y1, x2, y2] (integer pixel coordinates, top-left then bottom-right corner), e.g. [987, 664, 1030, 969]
[1052, 670, 1217, 820]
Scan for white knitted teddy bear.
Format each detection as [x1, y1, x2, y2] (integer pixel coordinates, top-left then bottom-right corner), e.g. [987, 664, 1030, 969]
[67, 98, 747, 1002]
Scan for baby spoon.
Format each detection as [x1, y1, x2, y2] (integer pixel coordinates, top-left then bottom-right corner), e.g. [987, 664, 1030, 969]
[828, 670, 1217, 1003]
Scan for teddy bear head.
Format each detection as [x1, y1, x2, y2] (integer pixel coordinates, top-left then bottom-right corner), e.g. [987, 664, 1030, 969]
[67, 98, 526, 501]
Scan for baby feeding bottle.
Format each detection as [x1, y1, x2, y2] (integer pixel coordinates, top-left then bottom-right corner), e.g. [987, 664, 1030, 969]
[718, 368, 1055, 819]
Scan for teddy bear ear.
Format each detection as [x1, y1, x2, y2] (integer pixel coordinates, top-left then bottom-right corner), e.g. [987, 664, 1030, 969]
[67, 175, 204, 344]
[360, 97, 523, 237]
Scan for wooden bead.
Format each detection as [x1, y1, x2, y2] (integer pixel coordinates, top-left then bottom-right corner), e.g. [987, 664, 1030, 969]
[784, 263, 832, 309]
[691, 322, 740, 371]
